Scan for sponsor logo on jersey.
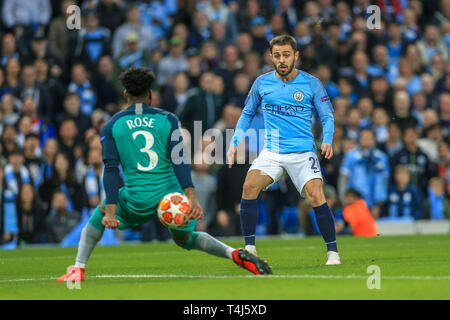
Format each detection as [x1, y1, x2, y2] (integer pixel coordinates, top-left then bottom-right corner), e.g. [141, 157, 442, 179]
[293, 91, 305, 102]
[263, 104, 304, 117]
[321, 96, 330, 102]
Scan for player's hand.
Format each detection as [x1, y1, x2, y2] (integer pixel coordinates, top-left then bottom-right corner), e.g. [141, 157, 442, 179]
[102, 214, 120, 229]
[321, 143, 333, 160]
[227, 146, 237, 168]
[101, 203, 120, 230]
[187, 198, 204, 221]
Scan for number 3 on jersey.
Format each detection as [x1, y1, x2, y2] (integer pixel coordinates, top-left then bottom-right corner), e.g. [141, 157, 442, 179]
[132, 130, 158, 171]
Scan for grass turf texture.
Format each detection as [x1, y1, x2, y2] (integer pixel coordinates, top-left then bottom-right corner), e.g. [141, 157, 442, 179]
[0, 234, 449, 300]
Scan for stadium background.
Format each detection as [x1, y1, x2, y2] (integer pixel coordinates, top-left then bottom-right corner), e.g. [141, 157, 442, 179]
[0, 0, 449, 249]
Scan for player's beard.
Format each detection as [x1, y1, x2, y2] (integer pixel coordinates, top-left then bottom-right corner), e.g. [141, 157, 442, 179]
[275, 61, 295, 78]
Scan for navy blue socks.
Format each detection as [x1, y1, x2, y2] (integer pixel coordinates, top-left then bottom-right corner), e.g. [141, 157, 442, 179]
[313, 202, 338, 252]
[240, 198, 258, 246]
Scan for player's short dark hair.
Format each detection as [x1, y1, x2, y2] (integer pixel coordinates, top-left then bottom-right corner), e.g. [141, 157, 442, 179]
[119, 67, 155, 98]
[269, 34, 298, 53]
[346, 188, 362, 199]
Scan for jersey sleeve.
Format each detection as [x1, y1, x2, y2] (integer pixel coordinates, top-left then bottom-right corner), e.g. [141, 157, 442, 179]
[311, 78, 334, 146]
[101, 120, 120, 161]
[167, 113, 194, 189]
[231, 78, 262, 147]
[101, 120, 121, 205]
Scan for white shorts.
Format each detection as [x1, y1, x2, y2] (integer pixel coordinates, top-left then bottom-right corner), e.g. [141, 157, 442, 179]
[249, 149, 323, 197]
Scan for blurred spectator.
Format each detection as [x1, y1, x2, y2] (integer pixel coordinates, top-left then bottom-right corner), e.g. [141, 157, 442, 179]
[236, 0, 260, 33]
[342, 189, 378, 237]
[83, 147, 104, 209]
[425, 177, 450, 220]
[1, 33, 20, 68]
[386, 21, 404, 64]
[250, 16, 268, 56]
[46, 190, 81, 243]
[179, 71, 223, 141]
[17, 184, 46, 243]
[70, 10, 111, 70]
[356, 97, 373, 129]
[57, 118, 79, 164]
[417, 123, 444, 163]
[343, 108, 362, 141]
[137, 0, 175, 41]
[227, 72, 251, 107]
[92, 55, 120, 113]
[201, 0, 238, 42]
[387, 165, 424, 220]
[56, 92, 92, 141]
[189, 10, 211, 48]
[4, 148, 31, 198]
[39, 151, 86, 213]
[191, 152, 217, 232]
[437, 141, 450, 185]
[199, 40, 220, 71]
[34, 58, 66, 116]
[157, 37, 188, 87]
[162, 71, 190, 114]
[185, 51, 202, 88]
[210, 21, 229, 52]
[48, 0, 74, 69]
[439, 93, 450, 142]
[96, 0, 125, 34]
[417, 24, 449, 66]
[117, 31, 152, 72]
[0, 165, 19, 249]
[212, 138, 249, 237]
[371, 108, 389, 144]
[112, 3, 155, 60]
[236, 32, 253, 55]
[13, 65, 53, 125]
[2, 0, 52, 29]
[4, 58, 21, 93]
[215, 44, 242, 94]
[379, 120, 404, 159]
[316, 64, 339, 100]
[338, 129, 390, 218]
[68, 64, 97, 116]
[393, 127, 437, 196]
[392, 90, 418, 131]
[23, 133, 41, 185]
[1, 93, 20, 126]
[1, 125, 18, 159]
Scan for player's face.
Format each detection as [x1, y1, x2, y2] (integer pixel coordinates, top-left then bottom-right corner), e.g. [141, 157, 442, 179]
[271, 44, 298, 77]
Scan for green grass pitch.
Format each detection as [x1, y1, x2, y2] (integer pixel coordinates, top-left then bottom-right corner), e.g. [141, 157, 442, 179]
[1, 234, 449, 300]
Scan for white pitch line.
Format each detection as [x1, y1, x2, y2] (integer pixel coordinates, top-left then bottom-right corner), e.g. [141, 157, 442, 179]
[2, 274, 450, 283]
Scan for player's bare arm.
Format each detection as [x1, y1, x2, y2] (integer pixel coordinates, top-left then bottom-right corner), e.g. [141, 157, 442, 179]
[184, 187, 203, 221]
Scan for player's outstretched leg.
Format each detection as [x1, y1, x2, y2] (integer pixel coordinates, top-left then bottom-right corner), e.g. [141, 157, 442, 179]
[57, 206, 105, 282]
[304, 179, 341, 265]
[171, 231, 272, 275]
[240, 170, 274, 256]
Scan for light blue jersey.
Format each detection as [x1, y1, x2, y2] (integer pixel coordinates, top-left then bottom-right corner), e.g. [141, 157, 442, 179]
[231, 70, 334, 153]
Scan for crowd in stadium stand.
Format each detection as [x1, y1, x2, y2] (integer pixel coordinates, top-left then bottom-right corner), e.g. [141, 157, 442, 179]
[0, 0, 449, 248]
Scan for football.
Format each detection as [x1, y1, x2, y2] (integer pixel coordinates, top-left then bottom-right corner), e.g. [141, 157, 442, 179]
[157, 192, 191, 229]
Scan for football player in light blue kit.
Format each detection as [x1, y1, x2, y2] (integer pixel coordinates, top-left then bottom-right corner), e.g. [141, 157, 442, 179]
[227, 35, 341, 265]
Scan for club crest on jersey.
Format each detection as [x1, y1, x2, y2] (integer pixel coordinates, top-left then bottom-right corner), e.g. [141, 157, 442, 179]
[293, 91, 304, 102]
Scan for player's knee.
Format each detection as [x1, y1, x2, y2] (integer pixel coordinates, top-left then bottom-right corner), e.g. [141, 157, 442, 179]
[242, 180, 261, 199]
[306, 189, 325, 207]
[172, 234, 189, 249]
